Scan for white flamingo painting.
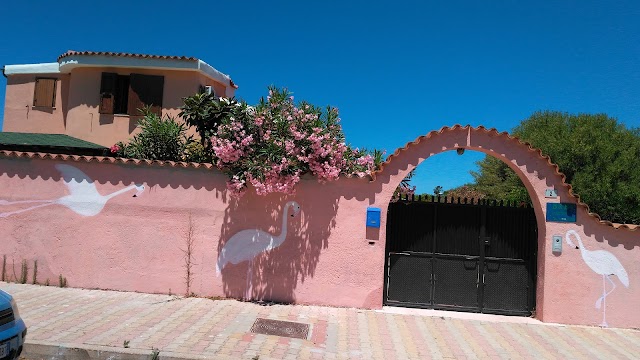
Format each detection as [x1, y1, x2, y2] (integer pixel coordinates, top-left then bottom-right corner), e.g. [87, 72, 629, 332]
[217, 201, 301, 275]
[565, 230, 629, 327]
[216, 201, 301, 299]
[0, 164, 144, 218]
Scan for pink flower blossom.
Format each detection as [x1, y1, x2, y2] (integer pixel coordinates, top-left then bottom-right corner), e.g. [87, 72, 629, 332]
[212, 87, 379, 196]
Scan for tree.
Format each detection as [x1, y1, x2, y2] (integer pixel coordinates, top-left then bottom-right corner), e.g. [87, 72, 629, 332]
[179, 92, 240, 152]
[471, 156, 530, 203]
[433, 186, 443, 196]
[472, 111, 640, 224]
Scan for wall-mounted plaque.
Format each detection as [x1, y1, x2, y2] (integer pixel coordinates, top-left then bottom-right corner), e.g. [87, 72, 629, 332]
[546, 203, 577, 223]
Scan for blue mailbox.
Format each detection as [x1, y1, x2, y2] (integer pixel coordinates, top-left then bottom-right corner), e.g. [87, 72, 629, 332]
[366, 207, 381, 228]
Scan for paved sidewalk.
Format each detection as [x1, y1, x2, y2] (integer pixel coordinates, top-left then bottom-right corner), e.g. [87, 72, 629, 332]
[2, 283, 640, 359]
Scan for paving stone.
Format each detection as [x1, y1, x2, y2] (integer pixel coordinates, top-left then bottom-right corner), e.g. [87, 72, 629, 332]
[2, 282, 640, 360]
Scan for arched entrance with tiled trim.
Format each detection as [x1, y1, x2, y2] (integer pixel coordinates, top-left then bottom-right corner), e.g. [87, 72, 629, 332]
[370, 125, 638, 324]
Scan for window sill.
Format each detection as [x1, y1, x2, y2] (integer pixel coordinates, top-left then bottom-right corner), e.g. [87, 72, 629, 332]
[32, 106, 56, 110]
[100, 113, 143, 117]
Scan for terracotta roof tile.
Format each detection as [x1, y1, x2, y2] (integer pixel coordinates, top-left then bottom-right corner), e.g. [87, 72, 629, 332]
[372, 124, 639, 232]
[58, 50, 198, 62]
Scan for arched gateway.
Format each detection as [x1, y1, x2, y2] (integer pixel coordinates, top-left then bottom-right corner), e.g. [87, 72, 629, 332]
[370, 125, 638, 326]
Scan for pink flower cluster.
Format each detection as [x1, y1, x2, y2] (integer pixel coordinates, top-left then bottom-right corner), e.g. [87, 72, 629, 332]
[211, 117, 254, 165]
[248, 170, 301, 196]
[226, 176, 246, 197]
[209, 88, 376, 196]
[110, 144, 120, 154]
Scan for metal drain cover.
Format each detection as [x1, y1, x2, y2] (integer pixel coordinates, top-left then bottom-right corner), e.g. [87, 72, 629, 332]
[250, 318, 310, 339]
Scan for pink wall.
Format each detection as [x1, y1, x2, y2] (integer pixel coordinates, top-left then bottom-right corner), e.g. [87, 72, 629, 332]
[3, 67, 233, 147]
[0, 126, 638, 328]
[3, 74, 69, 134]
[0, 155, 384, 310]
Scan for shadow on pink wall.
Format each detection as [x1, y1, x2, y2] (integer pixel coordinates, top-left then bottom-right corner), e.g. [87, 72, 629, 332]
[216, 176, 384, 304]
[0, 156, 385, 308]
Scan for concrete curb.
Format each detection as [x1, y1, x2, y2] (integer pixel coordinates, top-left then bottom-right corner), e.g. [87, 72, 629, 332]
[22, 340, 239, 360]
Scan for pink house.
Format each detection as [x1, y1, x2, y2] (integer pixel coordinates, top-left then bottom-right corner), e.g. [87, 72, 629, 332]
[2, 51, 237, 147]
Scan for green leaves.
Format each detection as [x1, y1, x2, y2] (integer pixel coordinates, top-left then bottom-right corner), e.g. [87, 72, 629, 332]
[473, 111, 640, 224]
[116, 107, 192, 162]
[471, 156, 529, 203]
[179, 92, 241, 150]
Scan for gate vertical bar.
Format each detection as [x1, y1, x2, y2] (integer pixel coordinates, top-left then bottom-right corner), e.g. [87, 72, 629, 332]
[430, 199, 438, 306]
[529, 210, 538, 312]
[478, 203, 487, 312]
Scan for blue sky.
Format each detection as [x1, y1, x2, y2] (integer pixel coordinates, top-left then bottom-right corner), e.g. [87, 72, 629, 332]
[1, 1, 639, 193]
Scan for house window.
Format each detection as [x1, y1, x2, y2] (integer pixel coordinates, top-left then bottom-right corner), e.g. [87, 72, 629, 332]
[99, 72, 164, 116]
[33, 78, 57, 108]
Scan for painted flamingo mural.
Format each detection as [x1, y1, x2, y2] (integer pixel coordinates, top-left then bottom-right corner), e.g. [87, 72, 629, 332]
[217, 201, 301, 299]
[0, 164, 144, 218]
[217, 201, 301, 273]
[565, 230, 630, 327]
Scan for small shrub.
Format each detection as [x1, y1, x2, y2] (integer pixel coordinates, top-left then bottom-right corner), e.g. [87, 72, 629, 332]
[182, 212, 195, 296]
[20, 260, 28, 284]
[1, 255, 6, 282]
[150, 347, 160, 360]
[184, 141, 211, 163]
[32, 260, 38, 285]
[111, 107, 192, 161]
[59, 274, 67, 288]
[123, 340, 130, 348]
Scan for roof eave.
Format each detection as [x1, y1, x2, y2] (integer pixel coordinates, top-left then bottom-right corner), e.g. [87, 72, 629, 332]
[4, 54, 237, 89]
[3, 63, 60, 75]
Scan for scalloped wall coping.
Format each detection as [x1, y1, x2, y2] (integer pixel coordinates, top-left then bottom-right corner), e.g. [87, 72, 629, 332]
[1, 125, 637, 232]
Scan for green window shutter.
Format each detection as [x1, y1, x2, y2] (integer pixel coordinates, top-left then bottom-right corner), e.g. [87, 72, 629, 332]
[99, 72, 117, 114]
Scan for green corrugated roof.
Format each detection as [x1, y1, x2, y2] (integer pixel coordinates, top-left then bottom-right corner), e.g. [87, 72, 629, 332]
[0, 132, 106, 149]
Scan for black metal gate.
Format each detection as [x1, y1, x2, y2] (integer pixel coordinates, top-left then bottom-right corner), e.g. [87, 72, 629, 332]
[384, 196, 537, 316]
